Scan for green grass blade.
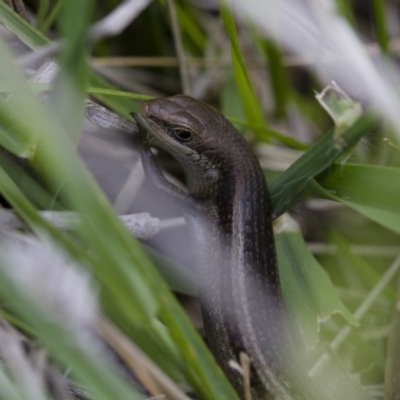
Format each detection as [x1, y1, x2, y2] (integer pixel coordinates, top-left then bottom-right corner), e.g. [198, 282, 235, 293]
[318, 164, 400, 213]
[0, 155, 58, 209]
[264, 41, 289, 119]
[0, 366, 22, 400]
[41, 0, 65, 34]
[0, 2, 48, 47]
[229, 117, 309, 149]
[87, 86, 153, 101]
[52, 0, 94, 142]
[36, 0, 50, 31]
[373, 0, 389, 54]
[317, 163, 400, 234]
[269, 112, 380, 217]
[335, 0, 357, 26]
[331, 233, 396, 302]
[176, 2, 206, 52]
[0, 89, 46, 158]
[0, 39, 240, 400]
[0, 3, 139, 119]
[277, 227, 358, 347]
[0, 112, 239, 399]
[219, 1, 267, 140]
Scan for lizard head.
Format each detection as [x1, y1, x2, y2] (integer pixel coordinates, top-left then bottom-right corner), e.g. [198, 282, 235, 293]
[133, 94, 251, 197]
[135, 95, 229, 153]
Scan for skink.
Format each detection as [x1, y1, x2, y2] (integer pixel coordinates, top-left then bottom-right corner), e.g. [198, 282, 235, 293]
[134, 95, 323, 400]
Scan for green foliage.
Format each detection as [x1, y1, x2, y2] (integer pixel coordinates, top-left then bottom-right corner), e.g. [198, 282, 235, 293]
[277, 227, 358, 347]
[0, 0, 399, 399]
[373, 0, 389, 54]
[317, 164, 400, 235]
[0, 3, 239, 400]
[269, 112, 380, 217]
[219, 0, 268, 139]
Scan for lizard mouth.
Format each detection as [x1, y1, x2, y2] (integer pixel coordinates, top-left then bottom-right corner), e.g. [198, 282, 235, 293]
[134, 112, 169, 143]
[134, 110, 195, 158]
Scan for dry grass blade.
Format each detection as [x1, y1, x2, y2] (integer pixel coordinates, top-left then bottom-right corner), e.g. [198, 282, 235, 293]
[97, 317, 192, 400]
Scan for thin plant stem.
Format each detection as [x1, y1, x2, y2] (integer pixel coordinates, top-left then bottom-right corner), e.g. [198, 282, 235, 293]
[166, 0, 191, 95]
[309, 253, 400, 378]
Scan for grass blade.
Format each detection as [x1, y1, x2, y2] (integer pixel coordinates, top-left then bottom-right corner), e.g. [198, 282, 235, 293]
[269, 112, 380, 217]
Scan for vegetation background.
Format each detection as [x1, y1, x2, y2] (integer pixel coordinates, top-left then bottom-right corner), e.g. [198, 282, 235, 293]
[0, 0, 400, 399]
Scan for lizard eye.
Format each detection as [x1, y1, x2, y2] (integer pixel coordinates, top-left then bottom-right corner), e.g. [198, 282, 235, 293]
[173, 128, 192, 142]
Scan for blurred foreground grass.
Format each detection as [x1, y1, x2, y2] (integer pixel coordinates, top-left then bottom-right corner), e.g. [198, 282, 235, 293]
[0, 1, 400, 399]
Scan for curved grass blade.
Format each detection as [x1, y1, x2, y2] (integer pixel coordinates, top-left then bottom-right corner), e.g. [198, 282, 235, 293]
[51, 0, 94, 143]
[316, 163, 400, 235]
[0, 1, 48, 47]
[0, 38, 240, 400]
[219, 0, 268, 140]
[277, 223, 358, 347]
[269, 112, 380, 217]
[0, 3, 138, 119]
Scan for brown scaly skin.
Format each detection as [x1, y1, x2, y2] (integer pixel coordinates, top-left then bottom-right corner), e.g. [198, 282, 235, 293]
[133, 95, 326, 400]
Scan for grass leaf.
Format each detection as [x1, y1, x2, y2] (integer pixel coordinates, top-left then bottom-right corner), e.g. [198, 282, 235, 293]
[277, 226, 358, 347]
[219, 1, 268, 140]
[317, 163, 400, 234]
[269, 112, 380, 217]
